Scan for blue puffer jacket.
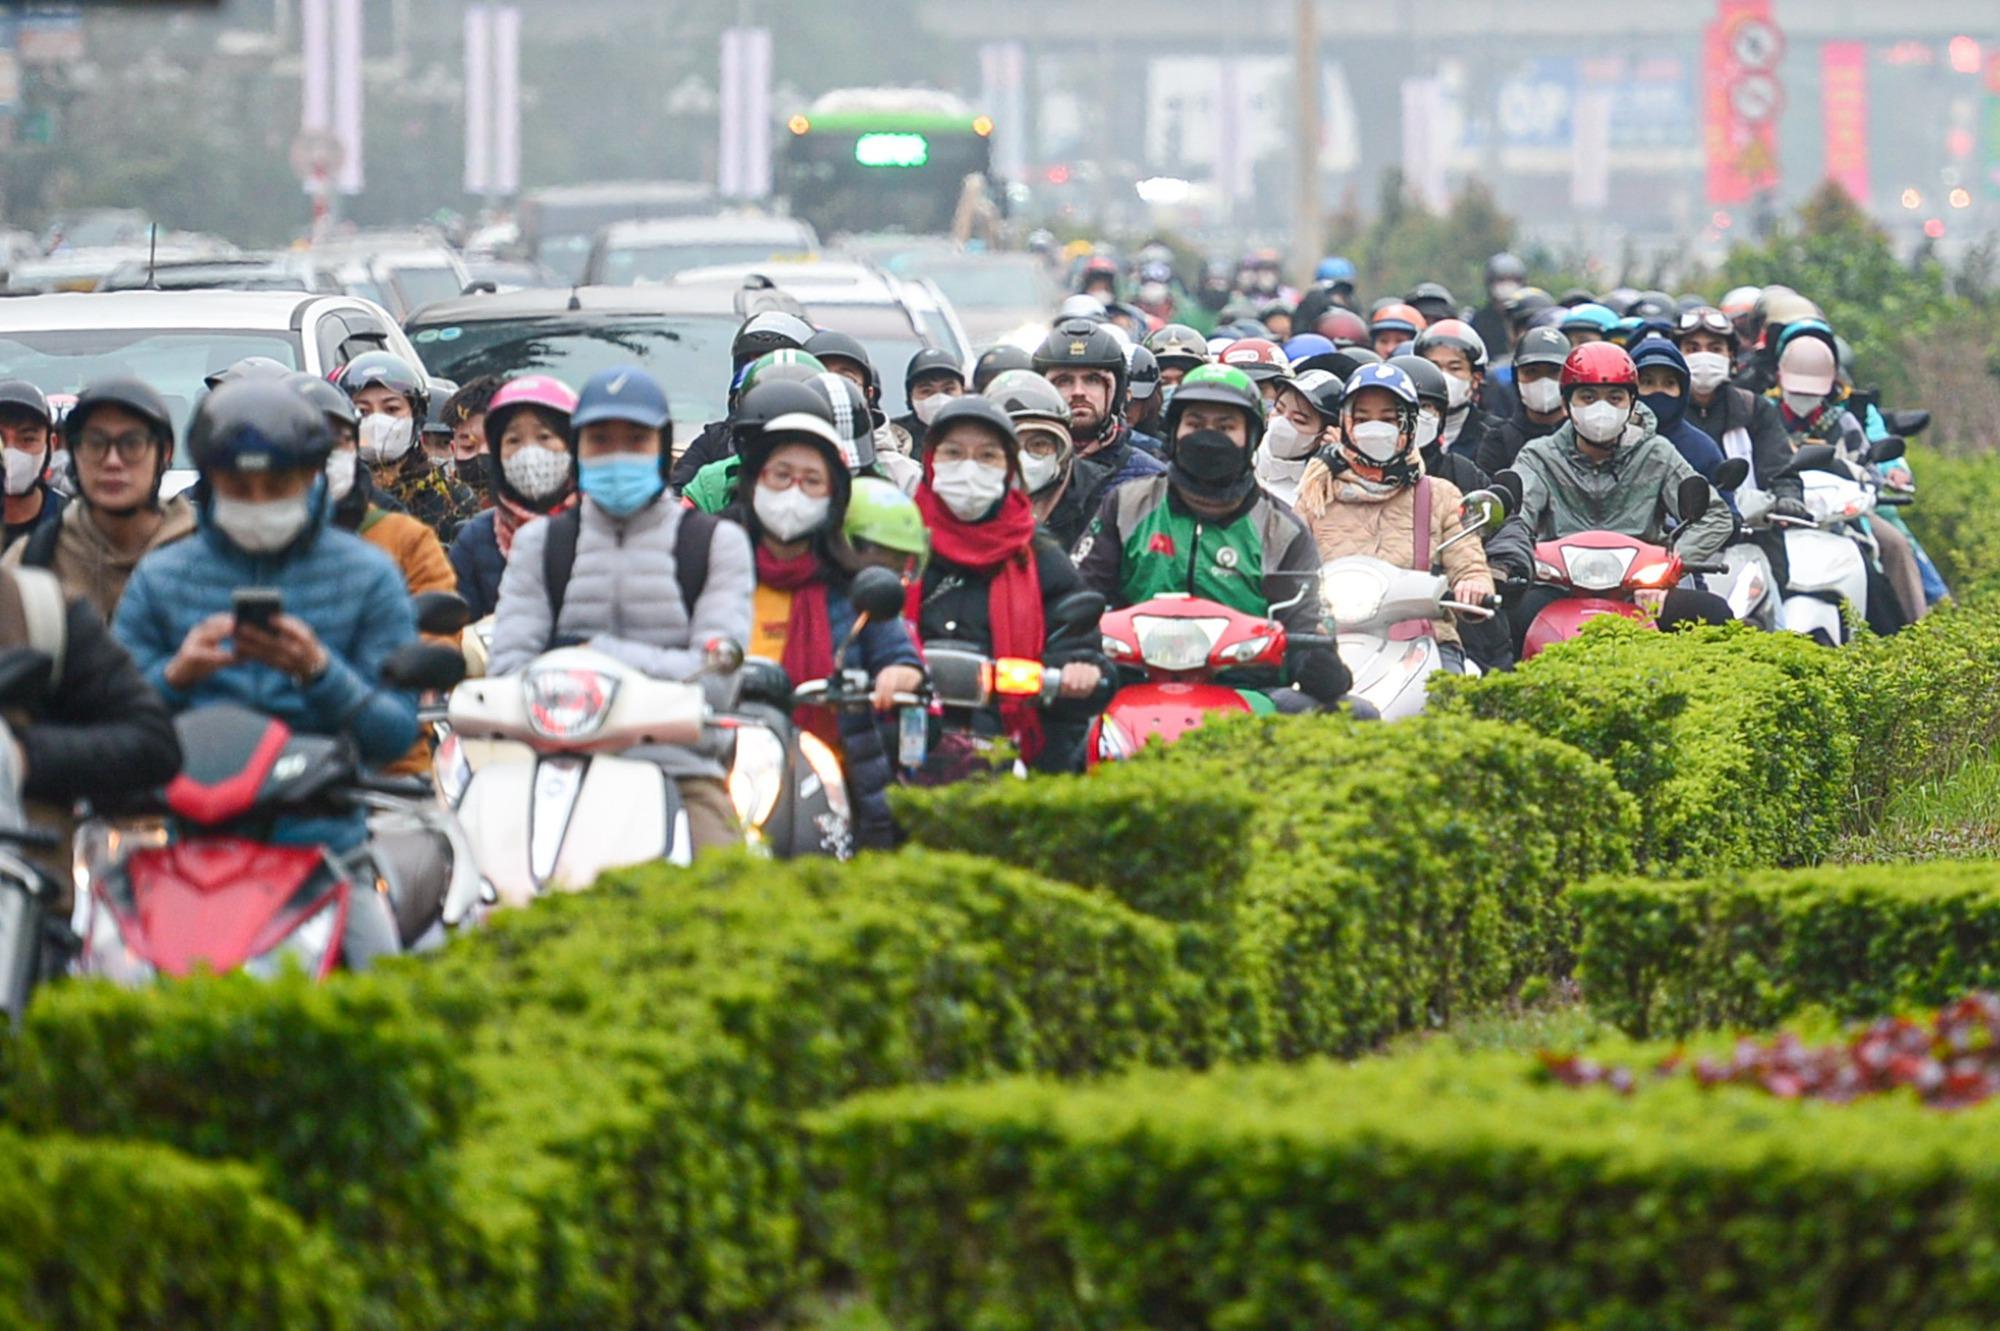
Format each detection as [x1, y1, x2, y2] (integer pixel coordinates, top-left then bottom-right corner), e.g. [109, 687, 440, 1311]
[114, 489, 420, 851]
[447, 509, 507, 618]
[821, 580, 922, 851]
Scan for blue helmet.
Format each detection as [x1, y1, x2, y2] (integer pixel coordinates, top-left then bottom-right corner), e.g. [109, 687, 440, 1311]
[1315, 255, 1357, 284]
[1559, 303, 1620, 334]
[1339, 361, 1420, 408]
[1281, 332, 1337, 366]
[572, 366, 671, 431]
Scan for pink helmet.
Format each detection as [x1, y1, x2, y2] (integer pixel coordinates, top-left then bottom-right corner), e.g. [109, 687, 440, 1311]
[483, 374, 578, 441]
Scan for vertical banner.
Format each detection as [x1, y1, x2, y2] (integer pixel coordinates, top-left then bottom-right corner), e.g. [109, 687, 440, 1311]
[491, 5, 520, 195]
[464, 5, 523, 197]
[1571, 88, 1613, 210]
[463, 5, 492, 195]
[330, 0, 363, 193]
[301, 0, 329, 134]
[1215, 58, 1246, 202]
[1820, 41, 1869, 205]
[1703, 0, 1783, 205]
[718, 27, 772, 200]
[978, 41, 1027, 181]
[1400, 76, 1449, 210]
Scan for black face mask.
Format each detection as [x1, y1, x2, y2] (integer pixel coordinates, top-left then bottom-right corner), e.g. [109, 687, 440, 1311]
[1169, 428, 1255, 504]
[457, 453, 491, 493]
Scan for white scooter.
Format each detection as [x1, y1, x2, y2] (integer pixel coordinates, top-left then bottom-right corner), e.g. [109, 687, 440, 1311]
[1317, 487, 1502, 720]
[1751, 443, 1877, 646]
[443, 637, 740, 911]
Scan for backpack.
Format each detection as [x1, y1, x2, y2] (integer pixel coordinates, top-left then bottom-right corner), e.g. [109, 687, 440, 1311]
[541, 505, 719, 646]
[0, 566, 67, 689]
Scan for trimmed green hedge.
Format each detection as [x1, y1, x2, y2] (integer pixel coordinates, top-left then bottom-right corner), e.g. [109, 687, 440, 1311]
[1577, 859, 2000, 1037]
[900, 713, 1639, 1057]
[0, 1129, 361, 1330]
[818, 1047, 2000, 1331]
[1902, 446, 2000, 601]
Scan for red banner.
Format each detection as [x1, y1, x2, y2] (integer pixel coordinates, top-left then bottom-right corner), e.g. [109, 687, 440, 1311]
[1821, 41, 1870, 205]
[1705, 0, 1783, 205]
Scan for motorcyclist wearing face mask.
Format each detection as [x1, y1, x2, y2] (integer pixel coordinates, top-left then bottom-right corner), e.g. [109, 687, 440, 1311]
[0, 380, 65, 552]
[114, 379, 421, 852]
[446, 374, 580, 619]
[1628, 337, 1726, 483]
[894, 347, 968, 451]
[5, 378, 194, 623]
[984, 369, 1109, 549]
[685, 369, 922, 510]
[911, 396, 1111, 773]
[1413, 320, 1501, 464]
[1475, 327, 1571, 475]
[419, 376, 461, 473]
[1074, 364, 1351, 713]
[1033, 318, 1168, 520]
[668, 311, 819, 490]
[1471, 253, 1526, 366]
[1293, 364, 1494, 669]
[487, 365, 754, 853]
[339, 351, 479, 543]
[1673, 306, 1802, 512]
[1249, 368, 1335, 509]
[1124, 344, 1167, 444]
[804, 329, 915, 466]
[1508, 343, 1736, 655]
[727, 385, 923, 849]
[440, 375, 503, 497]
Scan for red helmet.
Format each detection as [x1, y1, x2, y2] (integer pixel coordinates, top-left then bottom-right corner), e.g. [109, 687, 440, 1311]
[1218, 337, 1293, 383]
[1559, 342, 1638, 392]
[1368, 302, 1429, 338]
[1315, 307, 1369, 347]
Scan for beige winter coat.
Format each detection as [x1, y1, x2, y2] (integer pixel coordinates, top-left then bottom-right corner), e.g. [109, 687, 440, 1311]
[2, 494, 198, 624]
[1293, 456, 1491, 644]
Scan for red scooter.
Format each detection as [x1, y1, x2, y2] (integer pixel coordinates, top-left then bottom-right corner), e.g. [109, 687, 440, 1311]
[1088, 593, 1292, 765]
[1519, 475, 1729, 659]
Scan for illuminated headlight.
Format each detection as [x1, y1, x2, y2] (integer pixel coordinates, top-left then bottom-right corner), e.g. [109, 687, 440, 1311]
[1562, 546, 1636, 592]
[728, 725, 788, 831]
[524, 667, 618, 741]
[1321, 566, 1389, 627]
[1223, 634, 1273, 664]
[1133, 615, 1226, 671]
[243, 894, 344, 981]
[433, 732, 472, 806]
[76, 902, 157, 987]
[798, 729, 851, 823]
[1103, 633, 1138, 660]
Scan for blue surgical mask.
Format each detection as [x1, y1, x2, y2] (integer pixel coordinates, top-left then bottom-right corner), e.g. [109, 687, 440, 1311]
[578, 454, 664, 518]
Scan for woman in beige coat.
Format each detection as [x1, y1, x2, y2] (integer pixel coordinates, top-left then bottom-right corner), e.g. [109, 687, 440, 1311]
[1292, 364, 1493, 649]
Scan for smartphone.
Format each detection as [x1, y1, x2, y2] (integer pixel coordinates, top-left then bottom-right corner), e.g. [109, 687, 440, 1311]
[232, 587, 283, 634]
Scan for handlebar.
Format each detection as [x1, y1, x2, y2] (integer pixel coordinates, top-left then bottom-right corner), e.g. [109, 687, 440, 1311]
[0, 825, 61, 850]
[1440, 600, 1497, 621]
[1684, 562, 1730, 576]
[1876, 493, 1914, 507]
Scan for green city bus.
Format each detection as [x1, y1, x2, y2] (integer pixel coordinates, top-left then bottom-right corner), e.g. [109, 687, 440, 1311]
[780, 88, 995, 237]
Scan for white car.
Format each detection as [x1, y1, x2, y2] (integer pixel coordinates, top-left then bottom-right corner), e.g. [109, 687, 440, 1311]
[0, 289, 423, 491]
[584, 214, 819, 287]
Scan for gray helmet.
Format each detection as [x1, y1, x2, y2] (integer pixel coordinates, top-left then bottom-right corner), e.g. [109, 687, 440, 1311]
[984, 369, 1072, 431]
[0, 380, 51, 428]
[971, 344, 1032, 392]
[187, 378, 334, 475]
[1388, 354, 1450, 414]
[1512, 326, 1574, 370]
[203, 356, 292, 392]
[922, 393, 1020, 459]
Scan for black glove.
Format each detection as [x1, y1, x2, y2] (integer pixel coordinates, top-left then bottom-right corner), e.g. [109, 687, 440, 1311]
[1772, 496, 1813, 524]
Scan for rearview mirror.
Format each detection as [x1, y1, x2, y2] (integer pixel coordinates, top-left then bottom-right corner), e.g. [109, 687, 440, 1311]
[1049, 590, 1107, 636]
[1676, 475, 1712, 526]
[1458, 487, 1507, 532]
[1712, 457, 1751, 492]
[1868, 436, 1907, 465]
[849, 566, 909, 624]
[380, 643, 468, 693]
[411, 591, 474, 637]
[1886, 408, 1930, 437]
[1492, 468, 1525, 515]
[1780, 443, 1840, 478]
[700, 635, 745, 677]
[737, 657, 794, 709]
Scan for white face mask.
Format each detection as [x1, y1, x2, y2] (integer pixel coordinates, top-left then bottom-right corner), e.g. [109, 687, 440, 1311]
[502, 444, 571, 502]
[1490, 279, 1522, 302]
[1783, 391, 1824, 419]
[324, 449, 358, 504]
[931, 458, 1010, 521]
[2, 447, 45, 496]
[1685, 351, 1731, 395]
[1444, 374, 1472, 412]
[357, 414, 415, 464]
[752, 483, 830, 541]
[1519, 377, 1564, 414]
[912, 393, 953, 426]
[1572, 400, 1631, 445]
[212, 492, 312, 554]
[1412, 410, 1442, 451]
[1262, 415, 1316, 461]
[1346, 419, 1404, 464]
[1020, 450, 1063, 494]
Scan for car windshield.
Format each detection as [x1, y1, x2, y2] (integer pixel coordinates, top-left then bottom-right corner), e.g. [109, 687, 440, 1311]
[406, 314, 737, 440]
[599, 241, 813, 285]
[803, 303, 941, 416]
[0, 327, 300, 458]
[889, 254, 1055, 311]
[391, 265, 467, 314]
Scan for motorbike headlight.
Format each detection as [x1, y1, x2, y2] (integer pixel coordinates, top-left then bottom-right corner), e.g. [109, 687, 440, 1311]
[1102, 633, 1137, 660]
[242, 893, 344, 981]
[797, 729, 851, 823]
[1629, 559, 1677, 589]
[1095, 717, 1133, 763]
[1132, 615, 1226, 672]
[76, 900, 156, 987]
[1225, 634, 1273, 664]
[1320, 566, 1389, 628]
[524, 667, 619, 741]
[1562, 546, 1636, 592]
[728, 725, 788, 832]
[433, 732, 472, 806]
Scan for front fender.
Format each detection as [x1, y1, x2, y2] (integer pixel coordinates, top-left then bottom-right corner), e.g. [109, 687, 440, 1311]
[1522, 596, 1651, 660]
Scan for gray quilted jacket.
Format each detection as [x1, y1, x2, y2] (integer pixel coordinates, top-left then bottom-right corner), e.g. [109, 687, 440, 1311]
[488, 495, 754, 778]
[1512, 403, 1734, 563]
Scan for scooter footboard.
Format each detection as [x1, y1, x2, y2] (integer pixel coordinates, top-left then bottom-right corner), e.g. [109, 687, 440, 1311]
[460, 755, 686, 908]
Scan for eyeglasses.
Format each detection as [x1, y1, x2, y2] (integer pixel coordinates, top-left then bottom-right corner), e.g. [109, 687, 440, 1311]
[74, 431, 155, 464]
[760, 462, 831, 497]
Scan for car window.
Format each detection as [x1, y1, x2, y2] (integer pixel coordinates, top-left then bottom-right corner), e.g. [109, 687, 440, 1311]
[334, 309, 393, 363]
[0, 327, 300, 460]
[391, 265, 466, 316]
[596, 240, 814, 285]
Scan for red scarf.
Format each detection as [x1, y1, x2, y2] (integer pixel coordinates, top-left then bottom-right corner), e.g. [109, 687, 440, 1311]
[907, 482, 1046, 762]
[494, 492, 577, 558]
[756, 544, 840, 750]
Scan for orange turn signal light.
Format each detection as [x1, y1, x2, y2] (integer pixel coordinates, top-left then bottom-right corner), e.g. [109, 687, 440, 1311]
[992, 657, 1046, 696]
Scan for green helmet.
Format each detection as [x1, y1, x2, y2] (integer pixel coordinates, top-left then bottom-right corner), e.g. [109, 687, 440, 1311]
[736, 348, 826, 398]
[1165, 363, 1265, 449]
[832, 475, 930, 579]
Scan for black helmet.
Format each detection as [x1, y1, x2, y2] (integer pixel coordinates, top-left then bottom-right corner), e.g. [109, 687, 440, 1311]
[734, 379, 852, 525]
[922, 393, 1020, 468]
[337, 351, 429, 419]
[731, 311, 816, 369]
[286, 371, 361, 430]
[970, 344, 1032, 392]
[1033, 317, 1129, 415]
[1557, 287, 1598, 308]
[905, 346, 966, 396]
[1292, 368, 1346, 422]
[805, 330, 881, 403]
[0, 379, 52, 428]
[1146, 322, 1209, 372]
[806, 371, 877, 472]
[203, 356, 292, 392]
[1388, 354, 1449, 414]
[1125, 344, 1161, 402]
[1485, 253, 1526, 283]
[65, 377, 174, 503]
[1512, 326, 1574, 371]
[422, 377, 459, 438]
[186, 378, 335, 475]
[1323, 346, 1383, 382]
[1405, 281, 1457, 323]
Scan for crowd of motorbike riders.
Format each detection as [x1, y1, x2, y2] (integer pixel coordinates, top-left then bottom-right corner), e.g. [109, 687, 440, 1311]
[0, 248, 1947, 919]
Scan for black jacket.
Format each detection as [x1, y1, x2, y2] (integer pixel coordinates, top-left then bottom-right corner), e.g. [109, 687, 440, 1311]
[1476, 406, 1564, 477]
[1444, 408, 1503, 467]
[1685, 386, 1803, 501]
[3, 487, 66, 553]
[1040, 454, 1111, 551]
[1420, 442, 1532, 674]
[1470, 304, 1511, 367]
[669, 418, 732, 490]
[22, 598, 180, 806]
